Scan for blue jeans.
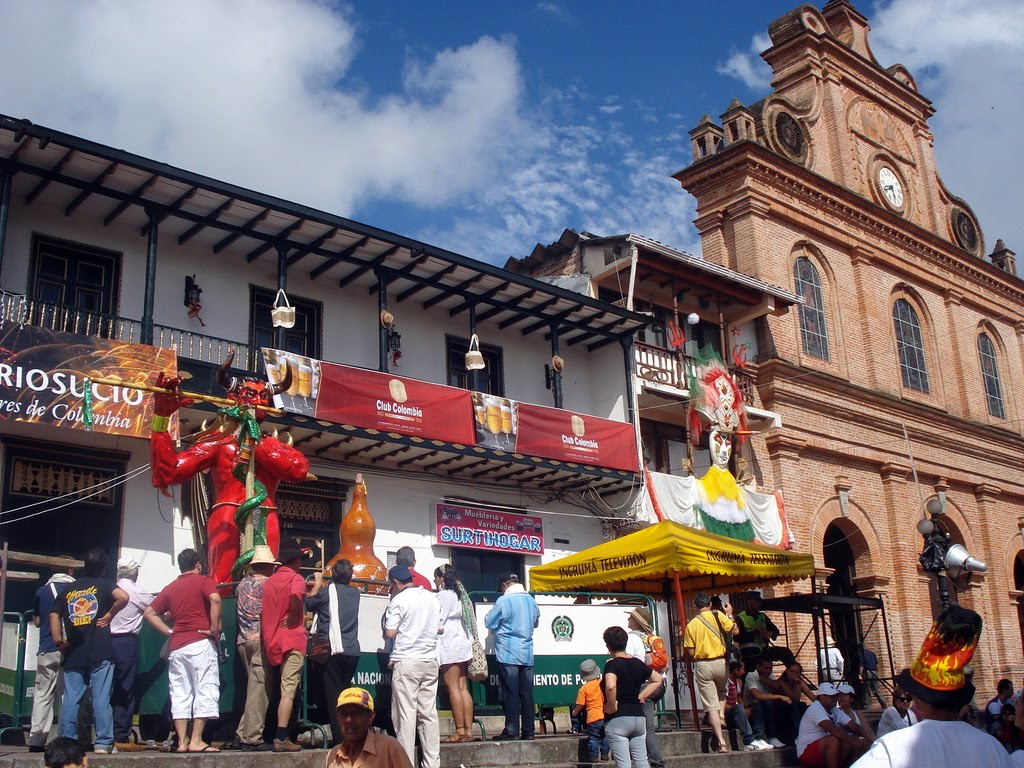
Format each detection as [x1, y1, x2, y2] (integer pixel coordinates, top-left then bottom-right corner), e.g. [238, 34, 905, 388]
[496, 663, 535, 738]
[605, 715, 648, 768]
[586, 719, 610, 759]
[726, 703, 765, 745]
[61, 660, 114, 747]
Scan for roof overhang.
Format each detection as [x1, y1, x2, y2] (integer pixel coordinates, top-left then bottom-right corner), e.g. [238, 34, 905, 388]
[0, 115, 654, 351]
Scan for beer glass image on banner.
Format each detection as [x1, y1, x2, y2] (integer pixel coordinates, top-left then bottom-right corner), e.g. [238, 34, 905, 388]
[472, 391, 518, 450]
[263, 349, 319, 417]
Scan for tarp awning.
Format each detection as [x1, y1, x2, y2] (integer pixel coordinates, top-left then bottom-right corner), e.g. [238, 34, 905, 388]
[528, 520, 816, 595]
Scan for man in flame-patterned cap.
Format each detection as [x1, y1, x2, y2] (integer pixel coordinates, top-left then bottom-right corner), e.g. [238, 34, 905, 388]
[852, 606, 1012, 767]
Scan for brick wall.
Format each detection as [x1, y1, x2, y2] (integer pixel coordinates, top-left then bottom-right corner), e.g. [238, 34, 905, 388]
[678, 2, 1024, 689]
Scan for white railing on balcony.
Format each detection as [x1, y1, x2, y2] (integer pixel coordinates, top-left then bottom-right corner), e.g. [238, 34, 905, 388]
[635, 341, 686, 388]
[0, 293, 256, 370]
[633, 340, 756, 401]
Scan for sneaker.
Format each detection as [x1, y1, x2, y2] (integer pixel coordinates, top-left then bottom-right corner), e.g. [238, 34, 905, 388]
[753, 739, 773, 751]
[114, 741, 148, 752]
[273, 739, 302, 752]
[768, 737, 786, 749]
[744, 743, 760, 752]
[93, 746, 118, 755]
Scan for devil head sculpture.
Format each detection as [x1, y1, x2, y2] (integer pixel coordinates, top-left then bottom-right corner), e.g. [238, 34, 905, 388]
[216, 351, 291, 419]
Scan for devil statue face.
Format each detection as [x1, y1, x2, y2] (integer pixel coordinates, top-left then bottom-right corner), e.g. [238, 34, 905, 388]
[216, 351, 291, 420]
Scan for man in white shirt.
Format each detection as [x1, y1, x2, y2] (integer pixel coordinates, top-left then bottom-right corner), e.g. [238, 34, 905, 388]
[852, 606, 1012, 768]
[745, 657, 790, 748]
[796, 682, 867, 768]
[383, 564, 440, 768]
[818, 631, 844, 684]
[109, 557, 153, 752]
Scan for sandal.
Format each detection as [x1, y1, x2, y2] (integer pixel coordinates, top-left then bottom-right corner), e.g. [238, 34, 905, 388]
[444, 735, 462, 743]
[458, 733, 475, 742]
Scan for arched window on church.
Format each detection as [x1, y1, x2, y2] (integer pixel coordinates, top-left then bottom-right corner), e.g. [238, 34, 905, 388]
[892, 299, 929, 393]
[977, 333, 1005, 419]
[794, 256, 829, 360]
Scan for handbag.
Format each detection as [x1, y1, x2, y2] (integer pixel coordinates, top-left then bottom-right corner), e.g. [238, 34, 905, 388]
[468, 636, 488, 682]
[699, 611, 740, 665]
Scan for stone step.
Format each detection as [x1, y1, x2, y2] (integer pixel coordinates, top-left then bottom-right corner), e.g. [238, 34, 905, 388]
[1, 733, 798, 768]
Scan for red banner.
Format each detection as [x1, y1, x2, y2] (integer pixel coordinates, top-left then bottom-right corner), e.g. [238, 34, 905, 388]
[280, 356, 476, 444]
[496, 398, 638, 472]
[0, 320, 177, 439]
[436, 502, 544, 554]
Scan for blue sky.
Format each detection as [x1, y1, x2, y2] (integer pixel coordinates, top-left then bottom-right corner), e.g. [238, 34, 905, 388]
[1, 1, 1021, 266]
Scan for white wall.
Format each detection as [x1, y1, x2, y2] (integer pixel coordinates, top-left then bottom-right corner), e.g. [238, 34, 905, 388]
[0, 171, 635, 592]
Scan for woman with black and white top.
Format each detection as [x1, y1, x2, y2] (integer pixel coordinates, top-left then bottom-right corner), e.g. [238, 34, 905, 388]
[601, 626, 664, 768]
[306, 559, 361, 745]
[875, 686, 919, 738]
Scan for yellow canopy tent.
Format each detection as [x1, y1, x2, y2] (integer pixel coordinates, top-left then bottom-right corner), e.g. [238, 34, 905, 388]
[529, 519, 815, 593]
[528, 520, 816, 728]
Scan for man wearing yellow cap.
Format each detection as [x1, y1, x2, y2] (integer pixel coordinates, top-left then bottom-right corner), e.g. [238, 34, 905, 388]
[326, 688, 412, 768]
[852, 606, 1012, 768]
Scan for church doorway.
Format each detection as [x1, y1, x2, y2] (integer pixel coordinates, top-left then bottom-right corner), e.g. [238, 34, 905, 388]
[822, 520, 861, 684]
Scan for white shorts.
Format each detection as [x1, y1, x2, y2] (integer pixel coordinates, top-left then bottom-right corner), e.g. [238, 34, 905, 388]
[167, 640, 220, 720]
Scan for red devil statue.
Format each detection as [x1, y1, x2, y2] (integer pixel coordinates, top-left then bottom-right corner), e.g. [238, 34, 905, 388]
[150, 353, 310, 585]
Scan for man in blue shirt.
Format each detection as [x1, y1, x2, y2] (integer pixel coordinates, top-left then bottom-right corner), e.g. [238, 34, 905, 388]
[28, 572, 75, 751]
[484, 573, 540, 741]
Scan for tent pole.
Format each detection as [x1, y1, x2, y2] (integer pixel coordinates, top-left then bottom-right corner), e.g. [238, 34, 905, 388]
[672, 572, 700, 730]
[664, 582, 683, 728]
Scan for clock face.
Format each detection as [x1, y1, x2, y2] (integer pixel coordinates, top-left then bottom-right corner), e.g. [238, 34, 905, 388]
[878, 166, 904, 209]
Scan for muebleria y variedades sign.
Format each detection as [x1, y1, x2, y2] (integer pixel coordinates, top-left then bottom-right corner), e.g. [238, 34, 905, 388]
[0, 320, 177, 439]
[435, 501, 544, 554]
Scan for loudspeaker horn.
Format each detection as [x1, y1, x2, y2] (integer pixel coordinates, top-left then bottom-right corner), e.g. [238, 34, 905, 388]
[945, 544, 987, 573]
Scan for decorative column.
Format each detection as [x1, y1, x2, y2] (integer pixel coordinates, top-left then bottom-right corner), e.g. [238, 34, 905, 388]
[877, 461, 917, 664]
[141, 208, 158, 346]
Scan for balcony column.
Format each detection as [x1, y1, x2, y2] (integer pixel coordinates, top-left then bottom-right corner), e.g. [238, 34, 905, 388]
[274, 244, 288, 351]
[620, 335, 637, 425]
[550, 324, 563, 408]
[467, 303, 482, 392]
[376, 270, 390, 373]
[141, 207, 158, 346]
[0, 167, 10, 277]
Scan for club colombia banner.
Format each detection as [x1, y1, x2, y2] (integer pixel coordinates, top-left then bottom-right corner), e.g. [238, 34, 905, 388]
[263, 349, 476, 444]
[0, 320, 177, 439]
[263, 349, 639, 472]
[470, 392, 639, 472]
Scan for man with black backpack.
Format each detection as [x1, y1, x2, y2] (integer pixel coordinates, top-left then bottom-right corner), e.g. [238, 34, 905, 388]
[626, 606, 668, 768]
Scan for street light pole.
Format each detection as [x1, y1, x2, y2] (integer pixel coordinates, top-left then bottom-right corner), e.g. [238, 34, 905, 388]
[917, 497, 953, 611]
[917, 497, 987, 613]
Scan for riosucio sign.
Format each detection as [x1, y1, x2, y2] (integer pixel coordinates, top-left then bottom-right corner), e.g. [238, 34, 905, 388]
[435, 502, 544, 554]
[0, 320, 176, 439]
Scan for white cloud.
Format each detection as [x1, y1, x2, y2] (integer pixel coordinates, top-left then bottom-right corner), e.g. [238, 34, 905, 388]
[0, 0, 525, 218]
[715, 32, 773, 91]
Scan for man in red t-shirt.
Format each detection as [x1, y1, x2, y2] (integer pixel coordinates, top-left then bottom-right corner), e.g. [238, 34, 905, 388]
[144, 549, 222, 753]
[262, 545, 320, 752]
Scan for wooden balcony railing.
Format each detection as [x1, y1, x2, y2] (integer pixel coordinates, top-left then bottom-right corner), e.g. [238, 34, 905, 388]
[634, 340, 756, 401]
[0, 293, 258, 371]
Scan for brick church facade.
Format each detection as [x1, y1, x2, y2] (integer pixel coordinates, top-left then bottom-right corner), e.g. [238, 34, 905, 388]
[676, 0, 1024, 681]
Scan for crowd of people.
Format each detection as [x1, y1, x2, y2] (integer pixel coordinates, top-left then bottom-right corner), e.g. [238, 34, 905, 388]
[27, 548, 1024, 768]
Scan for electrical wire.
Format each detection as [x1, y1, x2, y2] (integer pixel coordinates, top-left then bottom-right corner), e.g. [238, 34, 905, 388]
[0, 464, 152, 527]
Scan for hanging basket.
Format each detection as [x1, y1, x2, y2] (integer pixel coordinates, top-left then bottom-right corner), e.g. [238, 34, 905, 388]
[465, 333, 486, 371]
[271, 289, 296, 328]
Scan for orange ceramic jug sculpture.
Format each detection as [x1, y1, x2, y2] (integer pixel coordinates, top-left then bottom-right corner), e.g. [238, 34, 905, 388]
[326, 473, 389, 594]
